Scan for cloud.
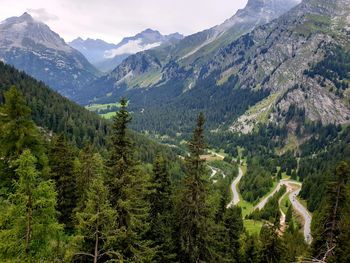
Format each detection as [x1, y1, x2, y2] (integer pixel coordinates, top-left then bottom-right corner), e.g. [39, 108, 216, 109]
[104, 39, 162, 58]
[0, 0, 248, 43]
[26, 8, 58, 22]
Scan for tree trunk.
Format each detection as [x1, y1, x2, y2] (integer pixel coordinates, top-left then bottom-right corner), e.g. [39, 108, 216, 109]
[25, 194, 33, 256]
[94, 230, 99, 263]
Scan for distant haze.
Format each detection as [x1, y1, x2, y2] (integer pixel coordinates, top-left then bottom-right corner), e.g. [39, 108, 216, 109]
[0, 0, 248, 43]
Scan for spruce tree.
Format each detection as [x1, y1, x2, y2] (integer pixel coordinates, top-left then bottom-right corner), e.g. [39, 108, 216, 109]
[107, 98, 154, 262]
[74, 146, 104, 211]
[69, 175, 119, 263]
[0, 150, 62, 261]
[149, 155, 176, 262]
[281, 221, 306, 262]
[49, 134, 77, 231]
[312, 161, 350, 262]
[224, 206, 244, 262]
[178, 113, 213, 262]
[0, 86, 45, 186]
[259, 217, 284, 263]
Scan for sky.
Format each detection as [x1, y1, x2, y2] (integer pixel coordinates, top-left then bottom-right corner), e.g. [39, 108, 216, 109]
[0, 0, 248, 43]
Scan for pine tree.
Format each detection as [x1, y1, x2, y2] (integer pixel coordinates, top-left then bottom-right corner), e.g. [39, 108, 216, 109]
[69, 175, 119, 263]
[281, 221, 306, 262]
[224, 206, 244, 262]
[0, 86, 45, 186]
[74, 146, 105, 211]
[49, 134, 77, 231]
[178, 113, 213, 262]
[312, 161, 350, 262]
[0, 150, 62, 261]
[259, 217, 284, 263]
[149, 155, 176, 262]
[241, 234, 261, 263]
[285, 205, 293, 224]
[107, 98, 154, 262]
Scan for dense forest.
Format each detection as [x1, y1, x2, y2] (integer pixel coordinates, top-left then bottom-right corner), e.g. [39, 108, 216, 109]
[0, 83, 349, 262]
[0, 63, 349, 263]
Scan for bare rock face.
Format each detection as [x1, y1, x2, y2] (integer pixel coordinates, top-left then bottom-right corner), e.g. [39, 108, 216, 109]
[207, 0, 350, 131]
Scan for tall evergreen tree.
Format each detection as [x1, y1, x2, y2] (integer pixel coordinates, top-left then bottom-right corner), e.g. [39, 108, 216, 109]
[259, 217, 284, 263]
[69, 175, 119, 263]
[178, 113, 213, 262]
[107, 98, 154, 262]
[49, 134, 77, 231]
[0, 86, 46, 186]
[312, 161, 350, 262]
[0, 150, 62, 261]
[149, 155, 176, 262]
[224, 206, 244, 262]
[281, 221, 306, 263]
[74, 146, 104, 211]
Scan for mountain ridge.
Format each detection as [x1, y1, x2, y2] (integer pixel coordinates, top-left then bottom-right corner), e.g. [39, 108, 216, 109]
[69, 29, 184, 72]
[0, 12, 99, 98]
[77, 0, 301, 104]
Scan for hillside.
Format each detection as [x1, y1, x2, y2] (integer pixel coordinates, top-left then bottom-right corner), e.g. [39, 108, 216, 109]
[0, 62, 179, 163]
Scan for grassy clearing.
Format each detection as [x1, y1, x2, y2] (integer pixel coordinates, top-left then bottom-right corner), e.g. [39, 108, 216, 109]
[100, 112, 116, 119]
[240, 199, 255, 218]
[244, 220, 263, 235]
[200, 154, 223, 162]
[86, 102, 121, 112]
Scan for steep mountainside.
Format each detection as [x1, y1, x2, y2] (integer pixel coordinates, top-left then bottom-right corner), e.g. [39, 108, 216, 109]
[70, 29, 184, 72]
[77, 0, 300, 104]
[80, 0, 350, 138]
[0, 13, 99, 98]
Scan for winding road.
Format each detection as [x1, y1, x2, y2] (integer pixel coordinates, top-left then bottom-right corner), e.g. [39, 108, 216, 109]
[252, 179, 312, 244]
[227, 166, 244, 208]
[254, 179, 301, 210]
[217, 163, 312, 244]
[289, 188, 313, 244]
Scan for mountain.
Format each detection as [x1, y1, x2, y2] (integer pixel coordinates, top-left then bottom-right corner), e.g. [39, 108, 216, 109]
[68, 37, 118, 65]
[0, 12, 99, 98]
[77, 0, 301, 104]
[78, 0, 350, 138]
[69, 29, 184, 72]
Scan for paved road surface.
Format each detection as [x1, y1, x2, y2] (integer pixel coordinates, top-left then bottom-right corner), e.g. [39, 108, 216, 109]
[289, 188, 313, 244]
[227, 166, 243, 208]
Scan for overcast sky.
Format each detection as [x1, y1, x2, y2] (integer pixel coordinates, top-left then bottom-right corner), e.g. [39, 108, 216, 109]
[0, 0, 248, 43]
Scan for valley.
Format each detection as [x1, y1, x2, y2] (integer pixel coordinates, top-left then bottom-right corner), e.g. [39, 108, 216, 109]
[0, 0, 350, 262]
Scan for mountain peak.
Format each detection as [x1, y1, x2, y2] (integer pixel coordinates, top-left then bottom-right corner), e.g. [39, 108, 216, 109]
[20, 12, 34, 21]
[0, 12, 70, 52]
[141, 28, 159, 34]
